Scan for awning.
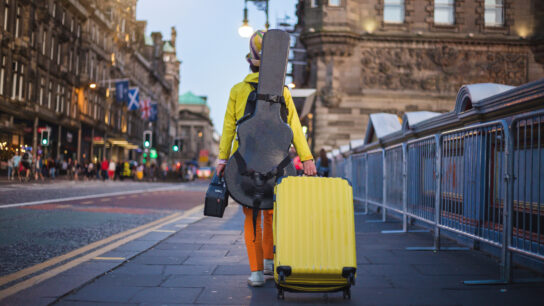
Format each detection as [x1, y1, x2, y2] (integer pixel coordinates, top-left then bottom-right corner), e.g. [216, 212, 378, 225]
[93, 138, 139, 150]
[291, 88, 316, 119]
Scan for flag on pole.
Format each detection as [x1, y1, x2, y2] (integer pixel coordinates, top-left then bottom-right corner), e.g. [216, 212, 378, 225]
[128, 87, 140, 110]
[115, 80, 129, 103]
[141, 99, 151, 120]
[149, 102, 158, 122]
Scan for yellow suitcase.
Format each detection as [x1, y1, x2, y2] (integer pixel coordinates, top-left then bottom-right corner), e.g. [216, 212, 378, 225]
[273, 176, 357, 300]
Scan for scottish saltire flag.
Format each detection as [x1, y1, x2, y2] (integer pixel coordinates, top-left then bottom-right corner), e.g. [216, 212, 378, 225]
[141, 99, 151, 120]
[149, 102, 158, 122]
[115, 80, 129, 103]
[128, 87, 139, 111]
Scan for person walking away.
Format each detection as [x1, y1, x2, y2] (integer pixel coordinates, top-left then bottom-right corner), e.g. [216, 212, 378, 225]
[215, 30, 317, 287]
[35, 155, 44, 181]
[316, 148, 331, 177]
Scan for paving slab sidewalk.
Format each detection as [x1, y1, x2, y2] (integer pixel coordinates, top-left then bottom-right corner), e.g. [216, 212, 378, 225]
[45, 206, 544, 305]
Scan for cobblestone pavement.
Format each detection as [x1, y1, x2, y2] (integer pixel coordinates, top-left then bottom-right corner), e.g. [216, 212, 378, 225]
[4, 205, 542, 305]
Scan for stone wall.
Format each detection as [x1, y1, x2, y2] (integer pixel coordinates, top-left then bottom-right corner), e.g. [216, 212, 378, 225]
[296, 0, 544, 152]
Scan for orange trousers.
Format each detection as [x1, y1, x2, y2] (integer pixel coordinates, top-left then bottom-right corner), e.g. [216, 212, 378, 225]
[243, 207, 274, 272]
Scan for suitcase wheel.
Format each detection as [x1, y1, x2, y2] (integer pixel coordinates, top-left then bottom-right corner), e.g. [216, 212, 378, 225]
[277, 287, 285, 300]
[343, 287, 351, 300]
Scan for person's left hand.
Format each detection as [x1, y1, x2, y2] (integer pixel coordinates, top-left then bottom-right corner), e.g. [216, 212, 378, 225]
[303, 160, 317, 176]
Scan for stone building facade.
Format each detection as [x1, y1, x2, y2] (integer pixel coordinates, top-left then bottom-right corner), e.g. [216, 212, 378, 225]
[176, 91, 218, 167]
[294, 0, 544, 152]
[0, 0, 179, 168]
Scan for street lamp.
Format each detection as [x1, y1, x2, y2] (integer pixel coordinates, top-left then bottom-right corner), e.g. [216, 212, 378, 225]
[238, 0, 269, 38]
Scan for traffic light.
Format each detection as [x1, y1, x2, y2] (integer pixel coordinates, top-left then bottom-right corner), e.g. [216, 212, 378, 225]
[40, 129, 50, 146]
[143, 130, 152, 148]
[172, 139, 180, 152]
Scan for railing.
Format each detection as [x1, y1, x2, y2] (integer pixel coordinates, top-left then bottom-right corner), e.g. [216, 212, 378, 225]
[334, 106, 544, 284]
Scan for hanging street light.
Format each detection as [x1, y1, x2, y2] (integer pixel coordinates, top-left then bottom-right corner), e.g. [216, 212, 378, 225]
[238, 0, 269, 38]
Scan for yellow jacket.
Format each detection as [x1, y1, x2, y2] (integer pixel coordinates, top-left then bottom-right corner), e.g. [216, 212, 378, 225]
[218, 72, 313, 162]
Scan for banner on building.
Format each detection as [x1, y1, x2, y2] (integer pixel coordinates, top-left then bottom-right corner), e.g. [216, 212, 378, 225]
[128, 87, 140, 110]
[141, 99, 151, 120]
[149, 102, 158, 122]
[115, 80, 129, 103]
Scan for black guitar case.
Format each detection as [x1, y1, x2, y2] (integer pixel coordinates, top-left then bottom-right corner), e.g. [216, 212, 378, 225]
[224, 29, 296, 211]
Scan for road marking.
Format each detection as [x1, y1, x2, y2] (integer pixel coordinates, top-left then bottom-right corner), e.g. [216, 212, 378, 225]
[0, 185, 185, 209]
[100, 198, 109, 202]
[152, 229, 176, 233]
[81, 201, 93, 205]
[0, 205, 203, 300]
[117, 196, 126, 199]
[93, 257, 125, 261]
[0, 212, 181, 287]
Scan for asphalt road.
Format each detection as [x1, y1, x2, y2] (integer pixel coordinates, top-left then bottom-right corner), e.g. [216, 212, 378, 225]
[0, 180, 208, 282]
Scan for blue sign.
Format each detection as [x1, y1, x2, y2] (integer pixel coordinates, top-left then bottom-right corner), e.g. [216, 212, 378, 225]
[149, 102, 158, 122]
[115, 80, 129, 103]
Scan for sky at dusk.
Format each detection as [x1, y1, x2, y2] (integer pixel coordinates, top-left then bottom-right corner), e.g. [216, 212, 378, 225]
[136, 0, 299, 134]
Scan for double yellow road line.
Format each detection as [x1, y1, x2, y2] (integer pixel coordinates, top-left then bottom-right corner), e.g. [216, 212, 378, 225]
[0, 204, 203, 300]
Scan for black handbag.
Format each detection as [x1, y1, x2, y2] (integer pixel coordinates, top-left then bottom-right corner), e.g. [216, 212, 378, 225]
[204, 174, 229, 218]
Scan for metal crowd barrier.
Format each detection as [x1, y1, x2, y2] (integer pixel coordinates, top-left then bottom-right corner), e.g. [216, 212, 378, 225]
[337, 116, 544, 284]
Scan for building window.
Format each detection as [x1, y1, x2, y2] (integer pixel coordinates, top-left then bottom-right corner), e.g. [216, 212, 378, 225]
[14, 5, 19, 38]
[61, 10, 65, 25]
[18, 64, 23, 100]
[69, 49, 73, 71]
[50, 36, 55, 60]
[55, 84, 60, 112]
[10, 61, 17, 99]
[51, 3, 55, 18]
[47, 81, 52, 108]
[60, 86, 65, 113]
[434, 0, 454, 25]
[0, 56, 4, 95]
[39, 77, 44, 105]
[485, 0, 503, 26]
[329, 0, 340, 6]
[42, 30, 47, 55]
[70, 18, 74, 32]
[27, 80, 32, 101]
[383, 0, 404, 23]
[3, 0, 9, 32]
[57, 42, 61, 65]
[75, 54, 79, 74]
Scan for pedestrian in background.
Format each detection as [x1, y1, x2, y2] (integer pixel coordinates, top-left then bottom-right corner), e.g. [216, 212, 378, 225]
[7, 152, 17, 181]
[49, 157, 56, 179]
[108, 160, 116, 180]
[316, 149, 331, 177]
[35, 155, 44, 181]
[101, 158, 109, 181]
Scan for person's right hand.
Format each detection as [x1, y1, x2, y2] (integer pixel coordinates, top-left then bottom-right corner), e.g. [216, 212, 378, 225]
[216, 164, 226, 177]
